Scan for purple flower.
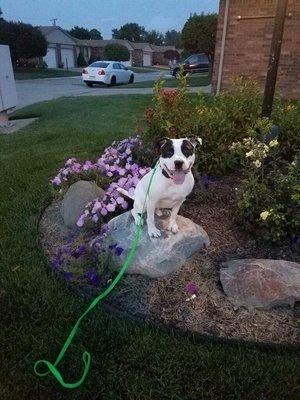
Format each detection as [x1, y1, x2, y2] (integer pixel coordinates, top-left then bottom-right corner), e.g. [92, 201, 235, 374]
[71, 244, 86, 259]
[115, 246, 124, 256]
[85, 269, 101, 286]
[61, 271, 73, 281]
[51, 258, 62, 269]
[185, 282, 199, 295]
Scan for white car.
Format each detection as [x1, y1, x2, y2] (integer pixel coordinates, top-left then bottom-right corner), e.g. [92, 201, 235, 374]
[82, 61, 135, 87]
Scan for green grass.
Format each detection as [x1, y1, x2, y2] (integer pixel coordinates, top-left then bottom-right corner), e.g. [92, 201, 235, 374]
[126, 75, 211, 88]
[14, 68, 81, 80]
[0, 95, 299, 400]
[130, 66, 169, 73]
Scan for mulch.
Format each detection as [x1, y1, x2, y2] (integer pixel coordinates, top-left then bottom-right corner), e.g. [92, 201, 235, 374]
[39, 174, 299, 346]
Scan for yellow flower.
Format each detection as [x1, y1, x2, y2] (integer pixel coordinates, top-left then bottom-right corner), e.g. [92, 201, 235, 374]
[269, 139, 278, 147]
[286, 104, 295, 111]
[253, 160, 261, 168]
[260, 211, 270, 221]
[246, 150, 253, 158]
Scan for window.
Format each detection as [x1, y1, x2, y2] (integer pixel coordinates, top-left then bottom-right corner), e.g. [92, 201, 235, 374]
[186, 55, 198, 64]
[89, 62, 109, 68]
[198, 54, 209, 63]
[119, 63, 127, 70]
[113, 63, 121, 69]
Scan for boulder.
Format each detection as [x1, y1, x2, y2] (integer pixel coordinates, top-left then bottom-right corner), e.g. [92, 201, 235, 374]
[61, 180, 105, 228]
[106, 211, 210, 278]
[220, 259, 300, 310]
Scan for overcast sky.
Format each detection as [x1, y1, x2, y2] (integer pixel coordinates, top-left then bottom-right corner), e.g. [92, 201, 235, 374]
[2, 0, 219, 38]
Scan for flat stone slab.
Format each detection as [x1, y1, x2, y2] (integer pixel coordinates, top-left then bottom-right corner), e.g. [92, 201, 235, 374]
[220, 259, 300, 310]
[0, 118, 39, 134]
[61, 180, 105, 228]
[106, 211, 210, 278]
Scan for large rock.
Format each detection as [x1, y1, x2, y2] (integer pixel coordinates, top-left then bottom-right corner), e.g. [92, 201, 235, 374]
[61, 180, 104, 228]
[106, 211, 210, 278]
[220, 259, 300, 310]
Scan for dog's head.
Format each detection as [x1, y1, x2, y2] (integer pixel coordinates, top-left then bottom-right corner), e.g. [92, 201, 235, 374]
[155, 136, 202, 185]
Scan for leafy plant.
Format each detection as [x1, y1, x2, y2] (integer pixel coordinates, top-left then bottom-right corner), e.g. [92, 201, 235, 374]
[104, 43, 130, 62]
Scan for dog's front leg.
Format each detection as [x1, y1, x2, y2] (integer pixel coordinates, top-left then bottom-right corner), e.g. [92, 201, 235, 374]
[167, 201, 183, 234]
[147, 198, 161, 238]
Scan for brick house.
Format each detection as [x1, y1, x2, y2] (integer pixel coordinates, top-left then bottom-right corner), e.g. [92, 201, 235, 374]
[150, 44, 178, 65]
[212, 0, 300, 99]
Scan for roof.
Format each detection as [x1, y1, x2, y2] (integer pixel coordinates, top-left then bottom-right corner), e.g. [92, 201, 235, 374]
[129, 42, 153, 52]
[38, 26, 77, 43]
[150, 44, 176, 52]
[76, 38, 134, 51]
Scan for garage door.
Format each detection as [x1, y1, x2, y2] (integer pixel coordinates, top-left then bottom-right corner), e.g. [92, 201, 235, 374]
[43, 47, 57, 68]
[60, 48, 75, 69]
[143, 53, 151, 66]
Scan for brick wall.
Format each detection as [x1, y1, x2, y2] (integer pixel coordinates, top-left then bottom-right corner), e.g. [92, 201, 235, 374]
[212, 0, 300, 99]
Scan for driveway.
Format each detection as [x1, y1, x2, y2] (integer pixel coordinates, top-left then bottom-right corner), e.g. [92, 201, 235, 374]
[15, 72, 211, 109]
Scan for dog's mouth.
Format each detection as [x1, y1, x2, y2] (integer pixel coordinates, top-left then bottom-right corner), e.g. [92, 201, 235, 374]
[163, 164, 190, 185]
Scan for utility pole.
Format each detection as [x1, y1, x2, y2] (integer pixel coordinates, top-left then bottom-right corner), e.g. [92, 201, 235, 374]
[50, 18, 58, 26]
[261, 0, 288, 118]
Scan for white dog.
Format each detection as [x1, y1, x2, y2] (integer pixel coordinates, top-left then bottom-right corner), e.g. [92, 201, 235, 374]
[119, 136, 202, 238]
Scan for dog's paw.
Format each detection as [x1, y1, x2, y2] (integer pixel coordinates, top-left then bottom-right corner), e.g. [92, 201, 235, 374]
[148, 227, 161, 238]
[167, 222, 179, 234]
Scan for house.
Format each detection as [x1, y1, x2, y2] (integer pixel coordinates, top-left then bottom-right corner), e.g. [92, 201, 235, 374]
[38, 26, 77, 68]
[76, 39, 134, 67]
[212, 0, 300, 99]
[150, 44, 178, 65]
[130, 42, 153, 66]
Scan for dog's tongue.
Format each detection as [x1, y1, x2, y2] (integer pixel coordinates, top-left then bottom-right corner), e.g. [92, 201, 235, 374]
[173, 170, 185, 185]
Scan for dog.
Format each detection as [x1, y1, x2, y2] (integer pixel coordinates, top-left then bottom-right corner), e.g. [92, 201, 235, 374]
[118, 136, 202, 238]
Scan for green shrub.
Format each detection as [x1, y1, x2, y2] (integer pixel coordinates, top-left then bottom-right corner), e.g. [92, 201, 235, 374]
[77, 52, 86, 67]
[104, 43, 130, 62]
[230, 128, 299, 242]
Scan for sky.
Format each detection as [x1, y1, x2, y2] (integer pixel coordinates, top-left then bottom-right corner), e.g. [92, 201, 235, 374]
[1, 0, 219, 39]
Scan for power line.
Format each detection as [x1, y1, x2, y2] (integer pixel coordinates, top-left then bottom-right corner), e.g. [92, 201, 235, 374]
[50, 18, 58, 26]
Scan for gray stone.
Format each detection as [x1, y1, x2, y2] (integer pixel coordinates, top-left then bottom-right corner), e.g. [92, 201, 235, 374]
[220, 259, 300, 310]
[61, 180, 104, 228]
[106, 211, 210, 278]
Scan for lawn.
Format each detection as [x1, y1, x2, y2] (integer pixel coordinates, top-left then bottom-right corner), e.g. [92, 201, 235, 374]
[14, 68, 81, 80]
[127, 74, 211, 88]
[0, 95, 299, 400]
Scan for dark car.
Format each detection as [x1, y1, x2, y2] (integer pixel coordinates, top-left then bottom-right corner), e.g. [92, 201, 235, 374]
[171, 53, 210, 77]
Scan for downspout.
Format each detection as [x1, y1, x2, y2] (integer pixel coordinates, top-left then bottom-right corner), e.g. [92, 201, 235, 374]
[216, 0, 230, 94]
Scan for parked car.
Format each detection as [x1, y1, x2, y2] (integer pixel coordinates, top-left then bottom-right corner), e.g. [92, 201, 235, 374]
[170, 54, 210, 77]
[82, 61, 134, 87]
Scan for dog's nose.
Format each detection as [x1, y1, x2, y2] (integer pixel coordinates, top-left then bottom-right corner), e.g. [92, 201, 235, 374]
[174, 160, 184, 169]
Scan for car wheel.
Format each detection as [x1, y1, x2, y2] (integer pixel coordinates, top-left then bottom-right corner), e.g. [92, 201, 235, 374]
[109, 76, 116, 86]
[128, 74, 134, 84]
[85, 82, 93, 87]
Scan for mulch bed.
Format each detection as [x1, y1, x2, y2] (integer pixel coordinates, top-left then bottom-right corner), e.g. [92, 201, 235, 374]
[39, 175, 299, 346]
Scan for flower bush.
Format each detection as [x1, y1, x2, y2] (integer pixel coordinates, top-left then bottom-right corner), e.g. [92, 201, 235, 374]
[230, 124, 299, 242]
[50, 136, 150, 285]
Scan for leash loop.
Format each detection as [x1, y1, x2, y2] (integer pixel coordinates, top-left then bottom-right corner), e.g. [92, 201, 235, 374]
[34, 163, 158, 388]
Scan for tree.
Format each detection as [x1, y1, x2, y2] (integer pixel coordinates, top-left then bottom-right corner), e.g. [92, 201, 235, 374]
[104, 43, 130, 61]
[163, 49, 180, 61]
[112, 22, 146, 42]
[0, 20, 47, 66]
[69, 26, 91, 39]
[181, 13, 218, 64]
[144, 30, 164, 45]
[164, 29, 182, 48]
[89, 28, 102, 40]
[77, 52, 86, 67]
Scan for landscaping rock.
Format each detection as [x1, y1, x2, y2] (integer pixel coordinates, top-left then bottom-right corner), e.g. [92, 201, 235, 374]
[106, 211, 210, 278]
[220, 259, 300, 310]
[61, 180, 104, 228]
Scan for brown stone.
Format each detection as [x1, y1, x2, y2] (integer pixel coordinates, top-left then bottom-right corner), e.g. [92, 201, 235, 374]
[220, 259, 300, 309]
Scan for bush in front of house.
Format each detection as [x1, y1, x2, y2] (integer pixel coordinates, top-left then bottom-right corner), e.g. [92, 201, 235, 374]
[77, 52, 86, 67]
[104, 43, 130, 62]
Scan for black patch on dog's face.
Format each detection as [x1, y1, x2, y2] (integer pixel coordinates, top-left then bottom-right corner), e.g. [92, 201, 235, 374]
[160, 139, 174, 159]
[181, 139, 194, 158]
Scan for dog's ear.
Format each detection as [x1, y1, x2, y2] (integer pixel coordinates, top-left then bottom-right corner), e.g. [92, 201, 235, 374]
[187, 135, 202, 147]
[154, 137, 170, 154]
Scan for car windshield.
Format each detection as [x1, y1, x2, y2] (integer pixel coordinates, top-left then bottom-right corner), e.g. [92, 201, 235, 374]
[89, 62, 109, 68]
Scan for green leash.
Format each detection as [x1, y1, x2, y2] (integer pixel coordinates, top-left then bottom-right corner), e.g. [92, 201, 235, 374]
[34, 164, 158, 389]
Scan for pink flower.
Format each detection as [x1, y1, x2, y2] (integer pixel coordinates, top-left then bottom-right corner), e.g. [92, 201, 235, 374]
[121, 201, 128, 209]
[100, 208, 108, 216]
[116, 196, 124, 204]
[106, 203, 116, 212]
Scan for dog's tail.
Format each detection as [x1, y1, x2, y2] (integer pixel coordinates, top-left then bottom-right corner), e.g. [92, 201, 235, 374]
[116, 187, 134, 200]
